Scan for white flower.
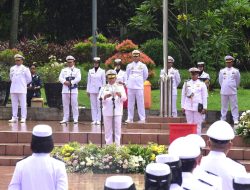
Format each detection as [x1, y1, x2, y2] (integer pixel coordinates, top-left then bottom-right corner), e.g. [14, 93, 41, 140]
[80, 161, 85, 166]
[242, 112, 246, 117]
[246, 110, 250, 114]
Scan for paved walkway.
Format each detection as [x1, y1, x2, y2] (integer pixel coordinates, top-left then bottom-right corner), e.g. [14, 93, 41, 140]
[0, 166, 145, 190]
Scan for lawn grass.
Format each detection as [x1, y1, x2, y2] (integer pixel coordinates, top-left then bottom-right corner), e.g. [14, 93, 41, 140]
[41, 88, 250, 111]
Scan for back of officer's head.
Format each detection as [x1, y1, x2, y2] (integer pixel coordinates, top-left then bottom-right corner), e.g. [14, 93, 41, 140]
[168, 137, 200, 173]
[156, 154, 182, 186]
[31, 125, 54, 153]
[145, 163, 171, 190]
[207, 120, 234, 153]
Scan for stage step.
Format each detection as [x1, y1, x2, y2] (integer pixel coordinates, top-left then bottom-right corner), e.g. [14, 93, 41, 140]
[146, 116, 186, 123]
[0, 155, 24, 166]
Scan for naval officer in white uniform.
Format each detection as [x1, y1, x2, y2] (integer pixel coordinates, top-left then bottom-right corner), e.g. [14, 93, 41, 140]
[181, 67, 208, 135]
[99, 70, 127, 146]
[8, 124, 68, 190]
[125, 50, 148, 123]
[197, 62, 210, 88]
[59, 55, 81, 124]
[160, 56, 181, 117]
[114, 58, 127, 85]
[87, 57, 106, 125]
[219, 55, 240, 125]
[8, 54, 32, 123]
[200, 120, 247, 190]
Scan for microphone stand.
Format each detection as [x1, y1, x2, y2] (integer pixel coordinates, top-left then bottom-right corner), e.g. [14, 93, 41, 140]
[111, 85, 116, 144]
[99, 96, 103, 148]
[68, 68, 73, 124]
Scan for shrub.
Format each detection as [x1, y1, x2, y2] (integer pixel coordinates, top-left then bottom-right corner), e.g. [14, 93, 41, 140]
[38, 55, 65, 83]
[0, 63, 10, 81]
[0, 49, 23, 65]
[73, 36, 116, 63]
[105, 39, 155, 79]
[88, 33, 108, 43]
[141, 39, 182, 67]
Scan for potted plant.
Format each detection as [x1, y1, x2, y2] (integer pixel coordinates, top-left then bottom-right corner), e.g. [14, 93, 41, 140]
[235, 110, 250, 144]
[0, 49, 23, 106]
[38, 55, 65, 108]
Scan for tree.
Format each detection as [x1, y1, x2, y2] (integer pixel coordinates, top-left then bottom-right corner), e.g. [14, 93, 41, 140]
[9, 0, 20, 48]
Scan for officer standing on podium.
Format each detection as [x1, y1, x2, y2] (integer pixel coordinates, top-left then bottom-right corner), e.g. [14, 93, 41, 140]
[160, 56, 181, 117]
[219, 55, 240, 125]
[59, 55, 81, 124]
[125, 50, 148, 123]
[87, 57, 106, 125]
[99, 70, 127, 146]
[8, 54, 32, 123]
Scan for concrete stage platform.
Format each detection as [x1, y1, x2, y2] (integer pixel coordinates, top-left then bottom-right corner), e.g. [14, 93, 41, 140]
[1, 117, 250, 190]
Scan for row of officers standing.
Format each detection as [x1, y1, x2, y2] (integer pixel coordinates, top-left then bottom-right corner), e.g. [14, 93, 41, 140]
[8, 52, 240, 141]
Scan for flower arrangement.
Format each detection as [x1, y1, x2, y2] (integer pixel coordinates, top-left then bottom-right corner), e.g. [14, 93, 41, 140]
[236, 110, 250, 143]
[38, 55, 65, 83]
[105, 39, 155, 78]
[51, 142, 167, 174]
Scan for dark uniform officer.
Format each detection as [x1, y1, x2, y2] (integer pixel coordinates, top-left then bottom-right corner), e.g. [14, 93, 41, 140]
[27, 64, 42, 107]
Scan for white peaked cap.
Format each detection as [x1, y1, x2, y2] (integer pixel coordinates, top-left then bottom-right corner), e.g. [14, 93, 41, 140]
[93, 57, 101, 61]
[224, 55, 235, 61]
[168, 137, 200, 159]
[114, 58, 122, 63]
[168, 137, 186, 156]
[188, 67, 200, 72]
[105, 175, 134, 189]
[146, 163, 171, 176]
[32, 125, 52, 137]
[168, 56, 175, 62]
[14, 54, 24, 60]
[156, 154, 179, 164]
[185, 134, 206, 148]
[197, 62, 205, 65]
[132, 50, 140, 55]
[234, 173, 250, 184]
[106, 69, 117, 76]
[207, 120, 235, 140]
[66, 55, 75, 61]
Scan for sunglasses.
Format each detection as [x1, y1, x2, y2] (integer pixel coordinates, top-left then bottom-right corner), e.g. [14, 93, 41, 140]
[15, 59, 22, 62]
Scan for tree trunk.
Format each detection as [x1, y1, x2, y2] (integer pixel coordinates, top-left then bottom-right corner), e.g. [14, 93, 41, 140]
[9, 0, 20, 48]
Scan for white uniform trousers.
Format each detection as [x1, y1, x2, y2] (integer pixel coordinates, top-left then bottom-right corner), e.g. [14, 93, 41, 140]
[172, 95, 178, 117]
[127, 89, 145, 121]
[62, 93, 79, 121]
[185, 110, 203, 135]
[221, 94, 239, 122]
[11, 93, 27, 120]
[104, 115, 122, 146]
[90, 93, 101, 122]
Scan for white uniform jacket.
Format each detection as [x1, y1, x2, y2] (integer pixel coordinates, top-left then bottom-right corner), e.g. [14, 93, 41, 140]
[10, 65, 32, 93]
[115, 69, 127, 84]
[126, 61, 148, 89]
[199, 71, 210, 81]
[219, 67, 240, 95]
[193, 165, 222, 190]
[181, 79, 208, 111]
[59, 66, 81, 94]
[160, 67, 181, 95]
[8, 153, 68, 190]
[98, 83, 127, 116]
[87, 67, 106, 93]
[200, 151, 247, 190]
[181, 172, 214, 190]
